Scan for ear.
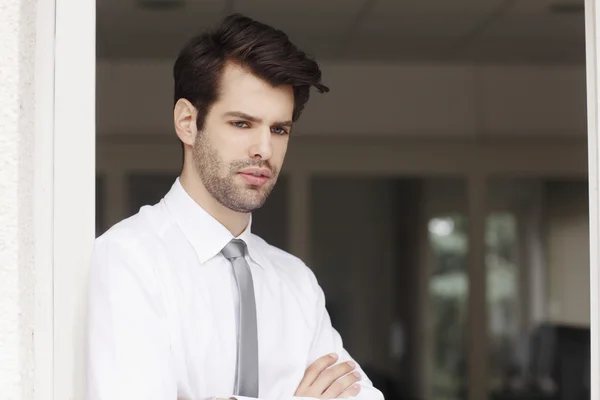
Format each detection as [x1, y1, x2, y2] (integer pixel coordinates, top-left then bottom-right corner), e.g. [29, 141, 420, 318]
[174, 98, 198, 147]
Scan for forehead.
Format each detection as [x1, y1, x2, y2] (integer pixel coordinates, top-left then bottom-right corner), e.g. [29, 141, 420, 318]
[213, 62, 294, 120]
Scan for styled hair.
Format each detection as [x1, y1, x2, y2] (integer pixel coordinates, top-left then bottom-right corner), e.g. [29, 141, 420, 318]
[173, 13, 329, 134]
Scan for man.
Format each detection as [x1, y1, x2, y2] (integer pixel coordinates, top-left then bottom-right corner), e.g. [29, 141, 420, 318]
[87, 13, 384, 400]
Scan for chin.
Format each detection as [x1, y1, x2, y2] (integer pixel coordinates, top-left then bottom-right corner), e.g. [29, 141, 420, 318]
[229, 202, 265, 214]
[227, 194, 267, 212]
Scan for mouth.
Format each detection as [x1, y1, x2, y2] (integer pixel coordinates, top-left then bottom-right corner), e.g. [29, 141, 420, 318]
[239, 168, 272, 178]
[238, 169, 272, 186]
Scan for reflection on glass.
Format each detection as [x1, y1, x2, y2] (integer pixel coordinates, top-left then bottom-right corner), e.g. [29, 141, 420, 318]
[486, 180, 591, 400]
[428, 215, 468, 400]
[486, 212, 520, 394]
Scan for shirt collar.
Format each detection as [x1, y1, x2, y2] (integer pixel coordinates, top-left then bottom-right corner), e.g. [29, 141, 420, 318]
[164, 177, 263, 267]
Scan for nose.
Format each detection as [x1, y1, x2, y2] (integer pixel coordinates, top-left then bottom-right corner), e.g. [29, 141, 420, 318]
[248, 128, 272, 161]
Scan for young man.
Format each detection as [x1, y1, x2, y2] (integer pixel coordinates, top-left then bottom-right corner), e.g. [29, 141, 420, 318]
[87, 13, 384, 400]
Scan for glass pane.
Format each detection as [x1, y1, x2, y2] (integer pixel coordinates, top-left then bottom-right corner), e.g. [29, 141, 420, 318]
[487, 178, 591, 400]
[428, 214, 468, 400]
[310, 177, 423, 400]
[486, 212, 520, 393]
[309, 177, 467, 400]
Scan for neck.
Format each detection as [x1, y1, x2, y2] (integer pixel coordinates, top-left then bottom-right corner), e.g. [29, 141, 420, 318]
[179, 168, 250, 237]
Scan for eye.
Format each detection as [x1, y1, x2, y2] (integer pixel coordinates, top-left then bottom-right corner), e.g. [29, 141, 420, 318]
[272, 127, 289, 135]
[231, 121, 250, 128]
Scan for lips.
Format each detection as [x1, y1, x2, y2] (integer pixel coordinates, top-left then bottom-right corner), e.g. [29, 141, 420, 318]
[239, 168, 272, 178]
[238, 168, 271, 186]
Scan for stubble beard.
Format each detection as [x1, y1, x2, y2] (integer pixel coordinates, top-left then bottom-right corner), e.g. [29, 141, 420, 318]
[192, 132, 278, 213]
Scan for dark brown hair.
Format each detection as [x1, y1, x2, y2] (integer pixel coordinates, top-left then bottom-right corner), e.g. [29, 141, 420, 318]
[173, 13, 329, 135]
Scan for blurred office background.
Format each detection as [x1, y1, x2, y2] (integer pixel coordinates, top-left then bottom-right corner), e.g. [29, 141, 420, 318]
[95, 1, 590, 399]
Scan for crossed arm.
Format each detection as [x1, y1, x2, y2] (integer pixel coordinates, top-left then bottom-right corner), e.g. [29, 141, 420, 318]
[216, 353, 361, 400]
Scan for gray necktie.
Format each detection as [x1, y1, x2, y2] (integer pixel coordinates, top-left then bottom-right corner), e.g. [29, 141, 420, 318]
[221, 239, 259, 397]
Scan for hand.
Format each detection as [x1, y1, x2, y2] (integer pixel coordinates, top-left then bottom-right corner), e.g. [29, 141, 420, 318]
[294, 353, 361, 399]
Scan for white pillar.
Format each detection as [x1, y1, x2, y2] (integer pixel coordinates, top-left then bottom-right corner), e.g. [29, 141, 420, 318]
[0, 0, 51, 398]
[585, 1, 600, 400]
[53, 0, 96, 398]
[1, 0, 95, 398]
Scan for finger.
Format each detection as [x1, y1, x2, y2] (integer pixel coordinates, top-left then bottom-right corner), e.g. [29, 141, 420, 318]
[337, 383, 361, 399]
[313, 360, 356, 394]
[322, 371, 361, 398]
[297, 353, 338, 391]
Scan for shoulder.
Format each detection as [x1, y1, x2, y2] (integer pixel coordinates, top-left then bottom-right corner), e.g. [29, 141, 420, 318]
[96, 201, 170, 250]
[249, 234, 321, 291]
[92, 201, 174, 276]
[89, 203, 175, 310]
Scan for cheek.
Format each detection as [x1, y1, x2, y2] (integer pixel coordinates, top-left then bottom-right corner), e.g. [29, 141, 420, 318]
[271, 139, 289, 166]
[220, 130, 252, 156]
[211, 132, 244, 161]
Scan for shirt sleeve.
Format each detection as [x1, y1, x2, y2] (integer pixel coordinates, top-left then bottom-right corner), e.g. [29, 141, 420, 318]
[86, 236, 177, 400]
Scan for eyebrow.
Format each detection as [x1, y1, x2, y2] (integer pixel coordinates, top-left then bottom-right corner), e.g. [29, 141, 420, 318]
[223, 111, 293, 127]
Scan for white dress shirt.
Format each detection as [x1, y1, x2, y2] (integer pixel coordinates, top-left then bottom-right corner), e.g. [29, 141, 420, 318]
[87, 178, 384, 400]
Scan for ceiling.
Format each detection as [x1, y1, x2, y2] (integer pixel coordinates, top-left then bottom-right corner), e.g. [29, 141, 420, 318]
[97, 0, 586, 64]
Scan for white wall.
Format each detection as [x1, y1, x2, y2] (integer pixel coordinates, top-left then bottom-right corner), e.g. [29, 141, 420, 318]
[97, 60, 587, 138]
[0, 0, 36, 398]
